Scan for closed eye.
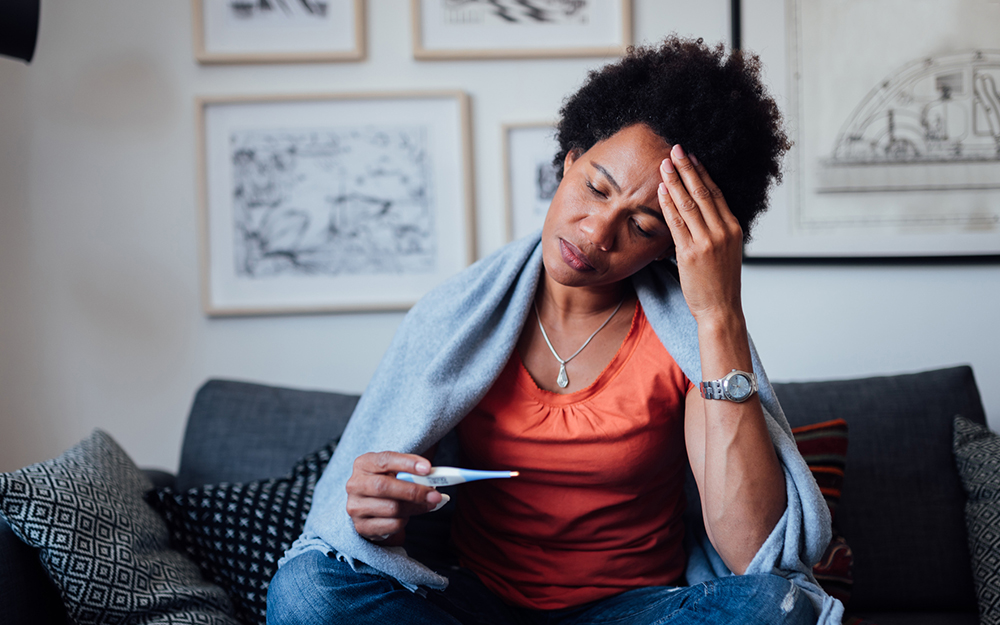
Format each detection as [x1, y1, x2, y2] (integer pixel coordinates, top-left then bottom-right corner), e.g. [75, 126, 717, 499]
[585, 180, 607, 198]
[632, 219, 653, 238]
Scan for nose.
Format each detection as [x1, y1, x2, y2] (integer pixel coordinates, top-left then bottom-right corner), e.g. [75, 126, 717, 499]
[579, 210, 615, 252]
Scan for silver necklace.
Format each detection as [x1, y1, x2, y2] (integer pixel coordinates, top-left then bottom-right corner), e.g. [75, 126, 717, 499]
[534, 298, 625, 389]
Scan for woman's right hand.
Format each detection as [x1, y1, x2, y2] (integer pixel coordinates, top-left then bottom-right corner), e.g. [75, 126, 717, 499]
[345, 451, 442, 545]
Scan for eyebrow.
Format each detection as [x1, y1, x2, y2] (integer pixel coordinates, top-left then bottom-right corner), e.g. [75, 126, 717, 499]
[591, 161, 666, 224]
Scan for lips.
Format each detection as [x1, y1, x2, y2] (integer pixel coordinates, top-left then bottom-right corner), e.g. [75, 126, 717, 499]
[559, 238, 596, 272]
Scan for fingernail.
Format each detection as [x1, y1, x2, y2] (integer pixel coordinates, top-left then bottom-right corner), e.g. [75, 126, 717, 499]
[426, 490, 442, 504]
[672, 144, 686, 159]
[658, 182, 667, 195]
[661, 158, 674, 173]
[416, 461, 430, 473]
[690, 153, 700, 167]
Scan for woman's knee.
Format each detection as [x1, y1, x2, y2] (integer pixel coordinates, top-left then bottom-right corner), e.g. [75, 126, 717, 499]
[266, 551, 357, 625]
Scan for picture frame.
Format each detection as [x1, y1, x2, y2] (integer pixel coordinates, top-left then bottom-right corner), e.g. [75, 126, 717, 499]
[503, 122, 560, 241]
[196, 91, 475, 315]
[412, 0, 632, 60]
[192, 0, 366, 64]
[742, 0, 1000, 260]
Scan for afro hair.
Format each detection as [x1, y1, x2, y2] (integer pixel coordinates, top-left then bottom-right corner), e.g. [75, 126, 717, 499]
[553, 36, 791, 242]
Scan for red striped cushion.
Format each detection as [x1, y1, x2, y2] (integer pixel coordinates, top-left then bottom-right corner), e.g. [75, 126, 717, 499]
[792, 418, 854, 607]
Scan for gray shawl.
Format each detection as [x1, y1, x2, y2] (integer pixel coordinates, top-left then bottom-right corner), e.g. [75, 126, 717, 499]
[282, 232, 844, 624]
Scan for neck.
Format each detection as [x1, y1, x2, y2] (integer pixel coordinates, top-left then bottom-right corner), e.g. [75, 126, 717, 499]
[537, 270, 631, 324]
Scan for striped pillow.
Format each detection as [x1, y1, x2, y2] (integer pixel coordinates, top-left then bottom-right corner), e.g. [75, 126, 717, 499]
[791, 418, 853, 606]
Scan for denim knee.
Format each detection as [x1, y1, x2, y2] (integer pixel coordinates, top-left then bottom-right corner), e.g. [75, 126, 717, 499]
[266, 550, 347, 625]
[718, 574, 816, 625]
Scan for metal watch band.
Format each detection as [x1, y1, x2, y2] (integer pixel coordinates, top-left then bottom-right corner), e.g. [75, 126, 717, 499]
[700, 370, 758, 402]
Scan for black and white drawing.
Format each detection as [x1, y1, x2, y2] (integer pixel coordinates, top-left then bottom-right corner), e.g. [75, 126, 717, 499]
[818, 51, 1000, 192]
[441, 0, 590, 25]
[413, 0, 629, 60]
[200, 93, 472, 314]
[229, 0, 329, 21]
[195, 0, 363, 63]
[230, 126, 436, 278]
[505, 123, 560, 240]
[741, 0, 1000, 258]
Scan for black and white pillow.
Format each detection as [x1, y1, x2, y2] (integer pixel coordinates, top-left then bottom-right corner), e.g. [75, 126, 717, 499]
[0, 429, 239, 625]
[148, 442, 335, 625]
[953, 416, 1000, 625]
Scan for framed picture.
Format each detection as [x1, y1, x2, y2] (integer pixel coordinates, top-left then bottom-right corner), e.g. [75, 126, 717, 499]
[742, 0, 1000, 260]
[196, 92, 475, 315]
[503, 122, 560, 241]
[412, 0, 632, 60]
[192, 0, 365, 64]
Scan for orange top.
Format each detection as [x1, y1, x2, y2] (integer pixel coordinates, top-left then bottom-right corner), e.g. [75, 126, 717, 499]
[452, 303, 694, 610]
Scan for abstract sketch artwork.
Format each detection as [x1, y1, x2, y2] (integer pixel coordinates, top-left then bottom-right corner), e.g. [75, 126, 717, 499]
[228, 0, 330, 22]
[414, 0, 628, 59]
[440, 0, 591, 25]
[200, 93, 471, 314]
[505, 123, 560, 240]
[230, 126, 436, 279]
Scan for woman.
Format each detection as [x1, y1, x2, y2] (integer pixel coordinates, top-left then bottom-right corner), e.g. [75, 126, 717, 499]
[267, 37, 842, 625]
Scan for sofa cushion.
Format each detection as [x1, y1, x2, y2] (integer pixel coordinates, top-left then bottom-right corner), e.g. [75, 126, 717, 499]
[148, 442, 334, 625]
[953, 415, 1000, 625]
[791, 418, 852, 605]
[0, 429, 239, 625]
[177, 379, 358, 490]
[774, 365, 984, 612]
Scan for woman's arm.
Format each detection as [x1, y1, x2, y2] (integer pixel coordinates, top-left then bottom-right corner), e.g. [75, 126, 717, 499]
[657, 144, 786, 574]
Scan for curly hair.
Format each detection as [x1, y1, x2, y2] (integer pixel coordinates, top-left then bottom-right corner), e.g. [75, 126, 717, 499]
[553, 36, 791, 242]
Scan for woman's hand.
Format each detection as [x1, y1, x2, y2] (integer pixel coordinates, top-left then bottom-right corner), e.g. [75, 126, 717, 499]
[656, 144, 744, 324]
[345, 451, 442, 545]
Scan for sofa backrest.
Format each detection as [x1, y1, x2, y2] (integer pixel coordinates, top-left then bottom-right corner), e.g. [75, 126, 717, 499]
[176, 379, 360, 491]
[774, 365, 985, 613]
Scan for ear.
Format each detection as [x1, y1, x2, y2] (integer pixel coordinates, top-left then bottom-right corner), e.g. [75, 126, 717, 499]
[562, 147, 583, 176]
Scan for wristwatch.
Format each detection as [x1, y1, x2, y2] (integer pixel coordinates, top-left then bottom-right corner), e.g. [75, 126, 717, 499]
[700, 370, 758, 403]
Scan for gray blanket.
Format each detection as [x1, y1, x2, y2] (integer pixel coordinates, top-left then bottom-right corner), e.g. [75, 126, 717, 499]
[283, 232, 844, 624]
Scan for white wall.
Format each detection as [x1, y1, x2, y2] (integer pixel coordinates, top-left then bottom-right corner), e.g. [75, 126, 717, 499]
[0, 0, 996, 473]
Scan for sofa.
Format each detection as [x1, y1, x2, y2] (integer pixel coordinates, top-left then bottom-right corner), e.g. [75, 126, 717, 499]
[0, 364, 989, 624]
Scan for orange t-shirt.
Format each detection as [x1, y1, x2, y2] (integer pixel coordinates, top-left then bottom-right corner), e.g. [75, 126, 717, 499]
[452, 303, 694, 610]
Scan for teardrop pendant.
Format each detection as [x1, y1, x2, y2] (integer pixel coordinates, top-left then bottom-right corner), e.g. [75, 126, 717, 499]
[556, 364, 569, 388]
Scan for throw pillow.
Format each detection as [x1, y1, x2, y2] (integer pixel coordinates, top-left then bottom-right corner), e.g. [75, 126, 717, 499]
[0, 429, 239, 625]
[791, 418, 853, 606]
[148, 442, 335, 625]
[953, 415, 1000, 625]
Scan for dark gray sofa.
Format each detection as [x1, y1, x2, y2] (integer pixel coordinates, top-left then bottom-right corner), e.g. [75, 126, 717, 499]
[0, 365, 988, 624]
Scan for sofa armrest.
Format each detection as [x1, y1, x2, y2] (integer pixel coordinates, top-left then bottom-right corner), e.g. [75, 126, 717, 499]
[0, 515, 69, 625]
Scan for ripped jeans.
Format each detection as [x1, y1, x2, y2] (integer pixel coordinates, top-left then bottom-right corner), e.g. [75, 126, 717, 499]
[266, 550, 817, 625]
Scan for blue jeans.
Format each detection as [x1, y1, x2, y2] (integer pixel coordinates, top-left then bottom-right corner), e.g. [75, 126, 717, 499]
[266, 550, 817, 625]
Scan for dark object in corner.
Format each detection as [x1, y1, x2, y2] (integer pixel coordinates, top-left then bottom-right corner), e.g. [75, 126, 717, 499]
[0, 0, 40, 63]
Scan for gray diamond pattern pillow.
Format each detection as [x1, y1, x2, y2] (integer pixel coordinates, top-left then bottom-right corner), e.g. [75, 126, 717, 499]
[954, 415, 1000, 625]
[0, 429, 240, 625]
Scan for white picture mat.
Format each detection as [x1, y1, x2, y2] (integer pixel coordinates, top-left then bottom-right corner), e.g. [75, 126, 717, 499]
[199, 0, 359, 56]
[743, 0, 1000, 258]
[200, 94, 472, 314]
[415, 0, 628, 55]
[505, 123, 560, 241]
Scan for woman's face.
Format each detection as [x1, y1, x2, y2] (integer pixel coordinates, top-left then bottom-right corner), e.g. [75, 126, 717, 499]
[542, 123, 675, 289]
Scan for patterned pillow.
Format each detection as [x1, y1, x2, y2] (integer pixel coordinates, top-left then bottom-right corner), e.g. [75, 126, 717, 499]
[952, 415, 1000, 625]
[147, 442, 335, 625]
[791, 418, 853, 606]
[0, 429, 239, 625]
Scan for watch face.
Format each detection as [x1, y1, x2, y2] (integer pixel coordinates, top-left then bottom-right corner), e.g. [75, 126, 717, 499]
[725, 374, 752, 401]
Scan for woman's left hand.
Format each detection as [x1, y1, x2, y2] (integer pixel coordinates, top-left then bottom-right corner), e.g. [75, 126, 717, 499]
[656, 144, 744, 324]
